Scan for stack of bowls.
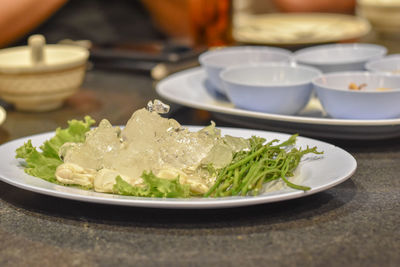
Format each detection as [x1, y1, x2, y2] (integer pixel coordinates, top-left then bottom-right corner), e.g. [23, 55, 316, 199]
[199, 46, 292, 95]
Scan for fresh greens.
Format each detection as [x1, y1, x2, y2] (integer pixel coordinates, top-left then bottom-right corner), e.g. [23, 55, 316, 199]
[204, 134, 323, 197]
[15, 116, 322, 198]
[113, 172, 190, 198]
[15, 116, 95, 183]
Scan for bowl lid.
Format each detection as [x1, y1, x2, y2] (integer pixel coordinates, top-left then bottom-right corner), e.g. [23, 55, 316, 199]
[0, 35, 89, 74]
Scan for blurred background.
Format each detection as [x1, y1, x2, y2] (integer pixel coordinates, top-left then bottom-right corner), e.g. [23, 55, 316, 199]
[2, 0, 398, 49]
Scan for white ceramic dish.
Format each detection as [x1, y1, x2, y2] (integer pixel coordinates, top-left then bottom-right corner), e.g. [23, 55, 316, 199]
[313, 71, 400, 119]
[156, 67, 400, 139]
[233, 13, 371, 46]
[0, 127, 356, 209]
[220, 63, 321, 114]
[199, 46, 292, 94]
[294, 43, 387, 73]
[365, 54, 400, 74]
[0, 35, 89, 111]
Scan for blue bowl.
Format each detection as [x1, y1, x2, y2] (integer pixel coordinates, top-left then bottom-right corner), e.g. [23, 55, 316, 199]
[313, 71, 400, 119]
[220, 63, 321, 115]
[365, 54, 400, 75]
[294, 43, 387, 73]
[199, 46, 292, 94]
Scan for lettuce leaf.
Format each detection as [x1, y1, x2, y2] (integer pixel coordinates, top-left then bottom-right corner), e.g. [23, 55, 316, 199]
[113, 172, 190, 198]
[15, 116, 95, 183]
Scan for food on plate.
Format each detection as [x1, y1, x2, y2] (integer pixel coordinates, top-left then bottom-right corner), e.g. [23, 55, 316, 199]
[16, 100, 322, 198]
[348, 82, 391, 91]
[348, 82, 366, 90]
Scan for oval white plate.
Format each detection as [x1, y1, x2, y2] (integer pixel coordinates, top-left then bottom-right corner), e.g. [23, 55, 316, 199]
[0, 127, 356, 209]
[156, 67, 400, 139]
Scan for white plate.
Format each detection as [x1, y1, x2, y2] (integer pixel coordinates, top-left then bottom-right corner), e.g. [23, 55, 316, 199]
[233, 13, 371, 46]
[156, 67, 400, 139]
[0, 127, 356, 209]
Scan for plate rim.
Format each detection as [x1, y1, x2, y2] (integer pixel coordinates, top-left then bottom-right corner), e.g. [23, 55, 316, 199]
[156, 67, 400, 127]
[0, 126, 357, 209]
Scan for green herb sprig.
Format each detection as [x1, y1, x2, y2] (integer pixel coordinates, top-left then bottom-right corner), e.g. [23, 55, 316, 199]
[204, 134, 323, 197]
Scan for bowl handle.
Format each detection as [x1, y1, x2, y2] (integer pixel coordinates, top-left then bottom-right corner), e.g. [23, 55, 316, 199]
[28, 34, 46, 65]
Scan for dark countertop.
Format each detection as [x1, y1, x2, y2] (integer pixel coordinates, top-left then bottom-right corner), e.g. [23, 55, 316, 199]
[1, 36, 400, 266]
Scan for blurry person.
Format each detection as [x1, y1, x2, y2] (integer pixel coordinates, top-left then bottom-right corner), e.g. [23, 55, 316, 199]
[0, 0, 67, 47]
[0, 0, 166, 48]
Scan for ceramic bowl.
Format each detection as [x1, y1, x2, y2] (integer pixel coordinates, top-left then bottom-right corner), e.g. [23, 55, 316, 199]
[365, 54, 400, 74]
[220, 63, 321, 115]
[357, 0, 400, 38]
[199, 46, 292, 94]
[0, 35, 89, 111]
[294, 43, 387, 73]
[313, 71, 400, 119]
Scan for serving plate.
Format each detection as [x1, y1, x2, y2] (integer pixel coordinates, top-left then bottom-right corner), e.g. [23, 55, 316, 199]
[0, 126, 356, 209]
[156, 67, 400, 139]
[233, 13, 371, 46]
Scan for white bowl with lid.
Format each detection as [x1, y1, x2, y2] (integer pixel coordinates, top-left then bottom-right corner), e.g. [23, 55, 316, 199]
[0, 34, 89, 111]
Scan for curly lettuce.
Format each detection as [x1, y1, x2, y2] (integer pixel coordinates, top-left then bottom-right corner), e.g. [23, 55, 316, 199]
[15, 116, 95, 183]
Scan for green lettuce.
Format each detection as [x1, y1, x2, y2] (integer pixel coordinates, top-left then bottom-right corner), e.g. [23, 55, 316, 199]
[15, 116, 95, 183]
[113, 172, 190, 198]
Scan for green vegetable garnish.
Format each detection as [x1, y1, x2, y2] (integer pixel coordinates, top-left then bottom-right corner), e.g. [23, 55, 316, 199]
[15, 116, 323, 198]
[113, 172, 190, 198]
[15, 116, 95, 183]
[204, 134, 323, 197]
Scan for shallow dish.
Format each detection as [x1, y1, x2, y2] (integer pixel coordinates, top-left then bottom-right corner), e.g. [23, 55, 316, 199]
[0, 127, 356, 209]
[220, 63, 321, 115]
[313, 71, 400, 119]
[294, 43, 386, 73]
[365, 54, 400, 74]
[199, 46, 292, 94]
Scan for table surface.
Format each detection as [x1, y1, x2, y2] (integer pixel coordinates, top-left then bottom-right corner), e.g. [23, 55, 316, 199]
[1, 34, 400, 267]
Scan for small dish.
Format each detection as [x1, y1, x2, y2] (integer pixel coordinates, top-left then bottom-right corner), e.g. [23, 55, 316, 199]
[294, 43, 387, 73]
[0, 34, 89, 112]
[199, 46, 292, 94]
[220, 63, 321, 115]
[365, 54, 400, 74]
[313, 71, 400, 119]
